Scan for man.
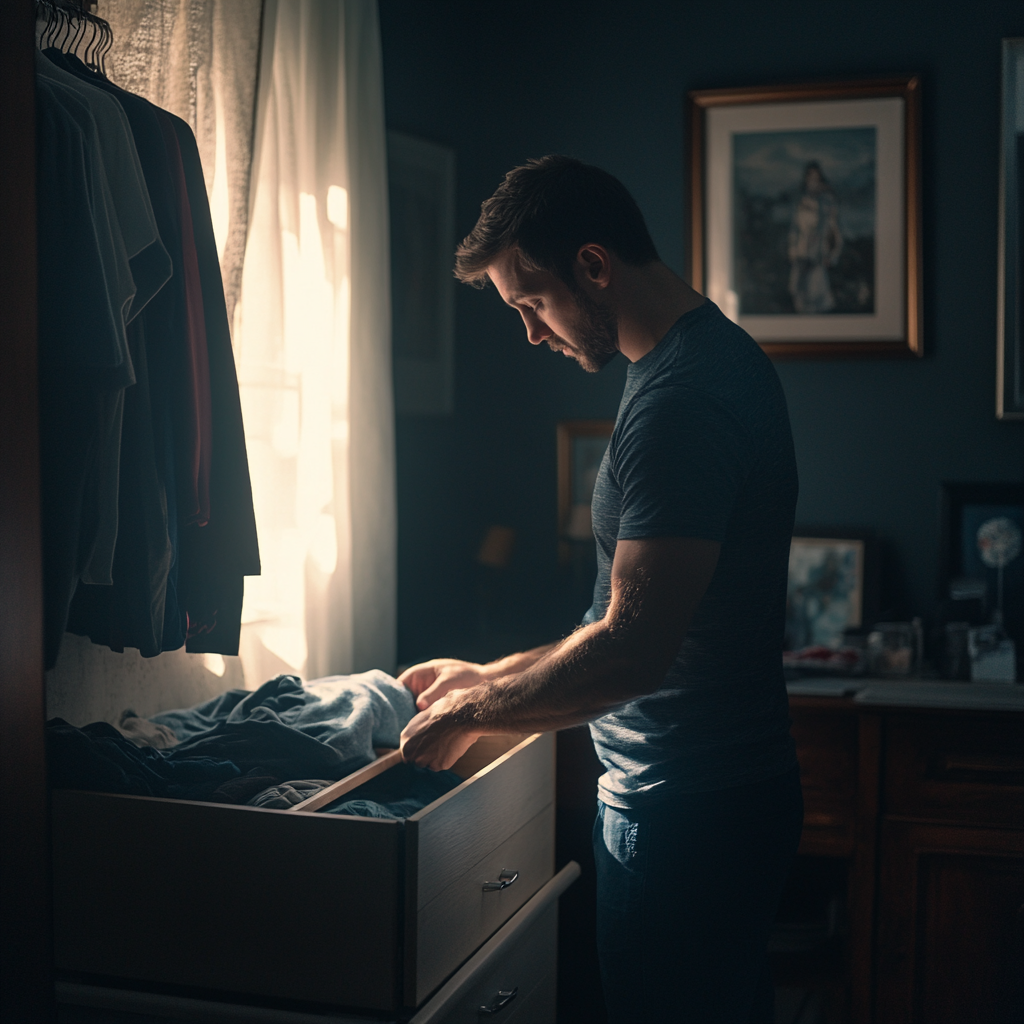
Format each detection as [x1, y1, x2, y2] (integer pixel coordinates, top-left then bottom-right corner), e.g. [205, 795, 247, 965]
[399, 156, 802, 1024]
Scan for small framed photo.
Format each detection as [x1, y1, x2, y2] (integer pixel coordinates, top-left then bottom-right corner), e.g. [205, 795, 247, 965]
[998, 39, 1024, 419]
[688, 76, 922, 358]
[939, 482, 1024, 636]
[786, 534, 878, 650]
[556, 420, 613, 562]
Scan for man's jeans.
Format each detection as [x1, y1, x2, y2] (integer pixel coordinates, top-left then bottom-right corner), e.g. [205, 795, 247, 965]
[593, 765, 803, 1023]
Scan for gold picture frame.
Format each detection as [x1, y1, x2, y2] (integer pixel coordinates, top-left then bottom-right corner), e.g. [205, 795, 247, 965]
[688, 76, 922, 358]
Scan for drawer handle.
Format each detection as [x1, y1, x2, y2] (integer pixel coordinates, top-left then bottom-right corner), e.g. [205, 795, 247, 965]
[482, 869, 518, 892]
[479, 987, 518, 1015]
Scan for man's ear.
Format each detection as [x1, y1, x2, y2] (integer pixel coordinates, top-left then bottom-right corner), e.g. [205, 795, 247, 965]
[576, 244, 612, 289]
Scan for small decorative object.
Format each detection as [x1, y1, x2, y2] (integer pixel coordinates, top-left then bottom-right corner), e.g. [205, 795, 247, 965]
[867, 621, 919, 677]
[939, 482, 1023, 680]
[687, 76, 922, 357]
[976, 515, 1022, 622]
[997, 38, 1024, 419]
[786, 536, 870, 650]
[556, 420, 613, 563]
[943, 622, 971, 681]
[782, 645, 864, 676]
[388, 131, 455, 416]
[968, 625, 1017, 684]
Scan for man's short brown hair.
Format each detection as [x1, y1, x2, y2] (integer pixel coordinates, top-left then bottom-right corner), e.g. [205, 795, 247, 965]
[454, 155, 660, 290]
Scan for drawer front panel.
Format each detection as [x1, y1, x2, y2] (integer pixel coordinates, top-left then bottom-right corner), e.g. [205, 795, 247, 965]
[883, 713, 1024, 827]
[52, 790, 403, 1011]
[415, 804, 555, 1003]
[434, 901, 557, 1024]
[412, 732, 555, 910]
[502, 970, 556, 1024]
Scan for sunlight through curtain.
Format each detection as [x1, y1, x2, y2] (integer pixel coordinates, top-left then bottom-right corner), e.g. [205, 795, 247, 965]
[235, 0, 396, 684]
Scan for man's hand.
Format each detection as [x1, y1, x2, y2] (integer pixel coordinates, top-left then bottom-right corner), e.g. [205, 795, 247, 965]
[399, 692, 480, 770]
[398, 658, 489, 710]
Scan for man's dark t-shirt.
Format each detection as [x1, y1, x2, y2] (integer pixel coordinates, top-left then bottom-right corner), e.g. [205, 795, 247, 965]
[585, 301, 799, 807]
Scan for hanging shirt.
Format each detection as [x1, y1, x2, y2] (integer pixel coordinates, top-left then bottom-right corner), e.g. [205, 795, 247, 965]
[35, 51, 174, 588]
[49, 50, 259, 659]
[171, 114, 261, 656]
[35, 77, 126, 668]
[48, 50, 196, 656]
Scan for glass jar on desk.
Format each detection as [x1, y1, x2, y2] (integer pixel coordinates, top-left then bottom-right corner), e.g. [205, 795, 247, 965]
[867, 621, 920, 677]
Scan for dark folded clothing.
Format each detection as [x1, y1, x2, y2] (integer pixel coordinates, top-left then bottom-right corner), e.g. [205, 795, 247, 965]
[324, 762, 463, 819]
[46, 718, 241, 801]
[209, 767, 280, 805]
[170, 710, 368, 781]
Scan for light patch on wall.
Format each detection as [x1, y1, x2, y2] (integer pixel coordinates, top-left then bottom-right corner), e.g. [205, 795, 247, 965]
[202, 653, 227, 678]
[210, 88, 230, 263]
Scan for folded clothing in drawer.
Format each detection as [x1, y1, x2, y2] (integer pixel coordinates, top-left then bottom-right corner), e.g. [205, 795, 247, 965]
[322, 761, 462, 818]
[46, 670, 421, 803]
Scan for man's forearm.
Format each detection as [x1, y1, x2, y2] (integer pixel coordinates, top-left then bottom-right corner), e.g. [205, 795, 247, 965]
[482, 642, 559, 679]
[450, 621, 665, 735]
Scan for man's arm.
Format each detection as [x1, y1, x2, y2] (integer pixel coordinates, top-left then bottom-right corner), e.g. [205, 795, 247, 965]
[399, 643, 558, 711]
[400, 536, 720, 769]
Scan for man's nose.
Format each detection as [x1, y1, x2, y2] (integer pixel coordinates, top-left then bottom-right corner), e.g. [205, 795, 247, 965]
[522, 310, 551, 346]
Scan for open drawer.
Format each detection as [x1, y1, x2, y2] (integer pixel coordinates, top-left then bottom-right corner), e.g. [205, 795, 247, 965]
[52, 731, 556, 1015]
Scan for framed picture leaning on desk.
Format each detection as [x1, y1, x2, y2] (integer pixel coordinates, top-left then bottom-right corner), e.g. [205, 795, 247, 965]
[687, 75, 922, 358]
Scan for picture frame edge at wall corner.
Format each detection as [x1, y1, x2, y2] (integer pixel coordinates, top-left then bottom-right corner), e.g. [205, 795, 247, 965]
[997, 38, 1024, 419]
[686, 74, 923, 360]
[388, 130, 456, 418]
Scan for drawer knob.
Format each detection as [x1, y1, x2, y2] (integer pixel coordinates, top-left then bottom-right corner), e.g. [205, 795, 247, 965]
[482, 869, 519, 892]
[479, 987, 518, 1015]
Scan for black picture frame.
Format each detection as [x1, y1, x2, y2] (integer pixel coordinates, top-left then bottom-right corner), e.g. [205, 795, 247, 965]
[998, 39, 1024, 419]
[938, 482, 1024, 654]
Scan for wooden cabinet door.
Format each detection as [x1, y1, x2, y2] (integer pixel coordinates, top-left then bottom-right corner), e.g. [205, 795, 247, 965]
[875, 820, 1024, 1024]
[790, 701, 859, 856]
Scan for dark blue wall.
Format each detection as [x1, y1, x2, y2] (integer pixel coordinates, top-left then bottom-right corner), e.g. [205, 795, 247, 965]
[379, 0, 1024, 664]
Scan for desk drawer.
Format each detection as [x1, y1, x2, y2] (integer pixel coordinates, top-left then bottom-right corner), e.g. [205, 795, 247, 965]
[433, 902, 557, 1024]
[52, 733, 557, 1015]
[413, 803, 554, 1003]
[883, 713, 1024, 827]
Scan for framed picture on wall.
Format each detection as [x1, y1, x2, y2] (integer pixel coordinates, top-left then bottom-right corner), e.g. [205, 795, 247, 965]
[998, 39, 1024, 419]
[786, 536, 866, 650]
[785, 528, 881, 651]
[388, 130, 455, 416]
[687, 76, 922, 358]
[557, 420, 613, 563]
[939, 482, 1024, 638]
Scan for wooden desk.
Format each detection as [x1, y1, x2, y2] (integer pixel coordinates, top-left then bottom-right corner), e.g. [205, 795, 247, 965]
[789, 688, 1024, 1024]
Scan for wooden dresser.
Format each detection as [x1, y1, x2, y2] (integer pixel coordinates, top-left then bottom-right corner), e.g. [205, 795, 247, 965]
[789, 683, 1024, 1024]
[52, 732, 576, 1023]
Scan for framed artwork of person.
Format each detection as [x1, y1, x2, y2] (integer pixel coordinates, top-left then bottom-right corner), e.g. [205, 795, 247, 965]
[688, 76, 922, 358]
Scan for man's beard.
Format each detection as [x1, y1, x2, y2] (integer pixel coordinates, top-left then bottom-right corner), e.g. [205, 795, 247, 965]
[547, 291, 619, 373]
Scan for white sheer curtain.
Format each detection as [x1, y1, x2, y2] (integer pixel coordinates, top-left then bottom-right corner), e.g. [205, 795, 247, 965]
[235, 0, 396, 684]
[97, 0, 262, 326]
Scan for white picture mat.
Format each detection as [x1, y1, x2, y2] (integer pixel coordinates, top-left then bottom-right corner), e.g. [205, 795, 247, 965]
[706, 97, 905, 341]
